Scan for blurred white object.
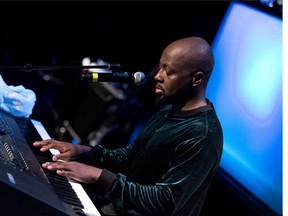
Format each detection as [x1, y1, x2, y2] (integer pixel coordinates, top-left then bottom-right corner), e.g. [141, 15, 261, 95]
[0, 75, 36, 118]
[82, 57, 110, 73]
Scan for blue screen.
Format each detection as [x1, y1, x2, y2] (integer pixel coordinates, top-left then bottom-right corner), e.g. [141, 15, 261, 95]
[207, 2, 282, 214]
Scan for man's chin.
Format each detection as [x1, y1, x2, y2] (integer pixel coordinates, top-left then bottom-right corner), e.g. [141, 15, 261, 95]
[155, 94, 166, 106]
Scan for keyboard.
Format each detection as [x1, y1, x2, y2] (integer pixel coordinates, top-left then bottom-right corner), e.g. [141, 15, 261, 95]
[0, 109, 101, 216]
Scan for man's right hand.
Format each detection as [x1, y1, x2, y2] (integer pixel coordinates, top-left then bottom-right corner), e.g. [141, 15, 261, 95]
[33, 139, 92, 161]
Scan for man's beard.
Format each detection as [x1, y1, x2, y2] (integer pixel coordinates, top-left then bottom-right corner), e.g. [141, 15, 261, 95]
[155, 88, 192, 107]
[155, 94, 166, 107]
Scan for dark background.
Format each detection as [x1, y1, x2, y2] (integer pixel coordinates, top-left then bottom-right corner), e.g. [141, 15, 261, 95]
[0, 1, 282, 215]
[0, 1, 233, 143]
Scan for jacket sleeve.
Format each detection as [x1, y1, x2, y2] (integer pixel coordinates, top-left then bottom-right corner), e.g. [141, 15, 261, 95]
[88, 144, 134, 172]
[99, 138, 220, 216]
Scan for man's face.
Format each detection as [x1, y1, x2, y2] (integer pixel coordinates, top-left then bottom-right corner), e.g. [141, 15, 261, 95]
[154, 46, 194, 104]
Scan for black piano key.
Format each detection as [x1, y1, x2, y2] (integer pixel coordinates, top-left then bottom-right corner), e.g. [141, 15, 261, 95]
[45, 172, 85, 207]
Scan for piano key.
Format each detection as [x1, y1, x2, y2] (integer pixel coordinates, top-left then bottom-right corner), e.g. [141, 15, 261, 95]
[31, 119, 101, 216]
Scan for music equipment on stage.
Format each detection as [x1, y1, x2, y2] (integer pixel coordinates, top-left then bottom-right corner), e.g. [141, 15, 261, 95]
[0, 108, 101, 216]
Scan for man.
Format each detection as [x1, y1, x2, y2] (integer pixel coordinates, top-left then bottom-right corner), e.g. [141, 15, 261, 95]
[33, 36, 223, 216]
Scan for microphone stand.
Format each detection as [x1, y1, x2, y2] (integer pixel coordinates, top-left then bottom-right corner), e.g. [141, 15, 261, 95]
[0, 63, 122, 72]
[0, 63, 122, 86]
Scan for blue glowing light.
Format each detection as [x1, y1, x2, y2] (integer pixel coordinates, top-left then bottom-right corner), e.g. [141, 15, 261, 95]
[207, 2, 282, 214]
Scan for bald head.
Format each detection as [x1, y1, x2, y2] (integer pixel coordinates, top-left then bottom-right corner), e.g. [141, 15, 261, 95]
[165, 37, 214, 75]
[155, 36, 215, 108]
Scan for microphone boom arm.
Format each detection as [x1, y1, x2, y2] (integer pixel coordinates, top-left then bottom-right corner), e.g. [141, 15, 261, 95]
[0, 63, 122, 72]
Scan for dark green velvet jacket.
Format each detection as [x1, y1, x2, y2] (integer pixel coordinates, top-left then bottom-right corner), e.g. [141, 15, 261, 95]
[90, 100, 223, 216]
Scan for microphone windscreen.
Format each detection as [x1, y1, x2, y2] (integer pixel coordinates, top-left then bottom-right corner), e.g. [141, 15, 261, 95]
[134, 71, 146, 86]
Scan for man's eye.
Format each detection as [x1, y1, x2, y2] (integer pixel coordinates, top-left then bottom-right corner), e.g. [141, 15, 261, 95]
[166, 70, 174, 76]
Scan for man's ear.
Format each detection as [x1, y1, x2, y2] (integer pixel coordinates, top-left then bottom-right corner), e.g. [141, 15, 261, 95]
[192, 71, 204, 86]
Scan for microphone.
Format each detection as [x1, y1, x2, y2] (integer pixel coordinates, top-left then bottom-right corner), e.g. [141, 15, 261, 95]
[81, 71, 146, 86]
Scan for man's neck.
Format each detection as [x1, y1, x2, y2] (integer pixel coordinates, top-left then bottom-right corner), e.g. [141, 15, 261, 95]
[180, 98, 207, 111]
